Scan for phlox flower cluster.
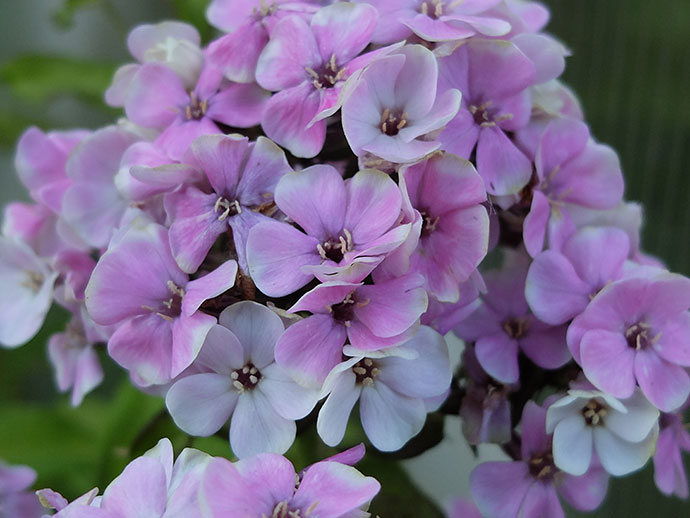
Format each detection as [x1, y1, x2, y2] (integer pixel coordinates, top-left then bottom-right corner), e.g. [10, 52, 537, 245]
[1, 0, 689, 516]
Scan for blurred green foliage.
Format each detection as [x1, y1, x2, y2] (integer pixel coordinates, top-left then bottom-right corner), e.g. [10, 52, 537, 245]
[0, 0, 688, 516]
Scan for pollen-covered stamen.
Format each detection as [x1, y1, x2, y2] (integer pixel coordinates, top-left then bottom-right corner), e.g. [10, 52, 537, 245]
[582, 399, 608, 426]
[265, 500, 318, 518]
[21, 270, 45, 294]
[380, 108, 408, 136]
[231, 363, 262, 393]
[625, 321, 661, 350]
[502, 317, 529, 339]
[420, 0, 444, 18]
[185, 92, 208, 121]
[352, 358, 380, 386]
[317, 229, 353, 263]
[214, 196, 242, 221]
[305, 54, 346, 89]
[528, 452, 556, 480]
[329, 293, 357, 326]
[419, 210, 440, 237]
[142, 280, 185, 321]
[252, 0, 278, 18]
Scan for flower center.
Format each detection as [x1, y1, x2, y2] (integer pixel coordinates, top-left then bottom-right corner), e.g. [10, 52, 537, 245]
[317, 229, 353, 263]
[528, 452, 556, 480]
[420, 0, 444, 18]
[214, 196, 242, 221]
[330, 293, 357, 325]
[268, 501, 318, 518]
[581, 398, 607, 426]
[253, 0, 278, 19]
[231, 363, 262, 392]
[185, 92, 208, 121]
[305, 54, 346, 89]
[143, 280, 185, 321]
[469, 101, 514, 128]
[380, 108, 408, 136]
[352, 358, 380, 386]
[625, 322, 659, 350]
[419, 210, 440, 237]
[502, 317, 529, 339]
[21, 270, 45, 294]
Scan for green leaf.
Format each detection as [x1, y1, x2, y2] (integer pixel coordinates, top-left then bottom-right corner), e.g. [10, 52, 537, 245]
[0, 55, 117, 105]
[52, 0, 103, 28]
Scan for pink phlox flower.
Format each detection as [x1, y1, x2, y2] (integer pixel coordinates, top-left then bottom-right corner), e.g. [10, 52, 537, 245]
[165, 301, 319, 458]
[316, 325, 451, 451]
[247, 165, 410, 297]
[362, 0, 511, 44]
[163, 133, 292, 274]
[455, 250, 571, 383]
[199, 451, 380, 518]
[653, 410, 690, 498]
[14, 127, 90, 214]
[470, 400, 609, 518]
[274, 274, 428, 388]
[437, 39, 536, 197]
[106, 21, 204, 107]
[206, 0, 319, 83]
[254, 2, 381, 158]
[546, 388, 659, 477]
[125, 60, 269, 160]
[342, 44, 462, 163]
[0, 460, 44, 518]
[567, 272, 690, 412]
[85, 220, 238, 386]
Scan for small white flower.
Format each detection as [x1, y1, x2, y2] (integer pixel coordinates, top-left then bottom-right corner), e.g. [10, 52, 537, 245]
[546, 388, 659, 476]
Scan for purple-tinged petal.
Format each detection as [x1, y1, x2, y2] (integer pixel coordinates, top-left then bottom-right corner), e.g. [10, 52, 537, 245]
[156, 118, 220, 162]
[347, 320, 418, 351]
[654, 424, 689, 498]
[521, 482, 564, 518]
[207, 24, 267, 83]
[523, 190, 549, 257]
[512, 33, 567, 84]
[125, 63, 188, 128]
[172, 311, 216, 377]
[290, 282, 359, 314]
[234, 453, 296, 510]
[552, 415, 592, 476]
[476, 125, 531, 196]
[108, 314, 172, 386]
[166, 373, 237, 436]
[207, 82, 270, 128]
[643, 273, 690, 322]
[475, 333, 520, 384]
[634, 350, 690, 412]
[102, 457, 167, 517]
[653, 311, 690, 366]
[236, 136, 293, 206]
[261, 83, 326, 158]
[218, 301, 284, 369]
[359, 382, 426, 451]
[258, 363, 319, 420]
[439, 109, 480, 158]
[246, 220, 321, 297]
[292, 461, 380, 517]
[186, 133, 248, 196]
[312, 3, 377, 63]
[355, 276, 428, 338]
[558, 465, 609, 512]
[165, 187, 227, 274]
[275, 165, 346, 240]
[256, 16, 321, 91]
[376, 326, 452, 399]
[397, 88, 462, 141]
[199, 457, 268, 517]
[593, 426, 657, 476]
[317, 370, 361, 446]
[344, 169, 401, 245]
[405, 14, 475, 41]
[275, 315, 346, 388]
[525, 250, 593, 325]
[229, 210, 270, 275]
[535, 117, 589, 178]
[105, 63, 139, 107]
[520, 323, 571, 370]
[580, 330, 636, 398]
[520, 401, 549, 459]
[470, 461, 532, 518]
[182, 260, 238, 315]
[230, 390, 296, 457]
[195, 324, 245, 374]
[127, 21, 200, 62]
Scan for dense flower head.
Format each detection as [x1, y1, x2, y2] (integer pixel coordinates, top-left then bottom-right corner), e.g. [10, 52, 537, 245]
[1, 1, 689, 515]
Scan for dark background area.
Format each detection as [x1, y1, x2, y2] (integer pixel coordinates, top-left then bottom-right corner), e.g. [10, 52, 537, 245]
[0, 0, 687, 516]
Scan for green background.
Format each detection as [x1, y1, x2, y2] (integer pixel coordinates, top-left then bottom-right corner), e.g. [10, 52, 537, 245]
[0, 0, 688, 516]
